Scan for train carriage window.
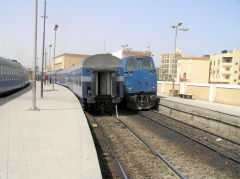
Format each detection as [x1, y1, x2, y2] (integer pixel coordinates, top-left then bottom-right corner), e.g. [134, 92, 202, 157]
[6, 68, 8, 80]
[79, 76, 81, 86]
[141, 58, 154, 70]
[0, 66, 2, 80]
[126, 59, 138, 71]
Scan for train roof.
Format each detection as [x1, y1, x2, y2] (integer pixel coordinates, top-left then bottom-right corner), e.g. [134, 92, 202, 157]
[71, 54, 123, 71]
[55, 68, 71, 74]
[0, 56, 23, 69]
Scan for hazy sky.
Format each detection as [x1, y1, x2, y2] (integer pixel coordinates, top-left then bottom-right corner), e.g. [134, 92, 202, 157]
[0, 0, 240, 68]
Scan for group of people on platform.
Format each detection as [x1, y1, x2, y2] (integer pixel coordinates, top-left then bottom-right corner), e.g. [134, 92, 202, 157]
[37, 75, 52, 85]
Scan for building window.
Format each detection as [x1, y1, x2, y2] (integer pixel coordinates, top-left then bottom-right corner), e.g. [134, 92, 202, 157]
[226, 75, 229, 79]
[235, 71, 237, 74]
[234, 79, 236, 82]
[222, 57, 232, 63]
[183, 73, 186, 78]
[236, 62, 238, 65]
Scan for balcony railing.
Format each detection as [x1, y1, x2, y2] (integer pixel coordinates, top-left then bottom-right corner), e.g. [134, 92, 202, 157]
[221, 70, 231, 74]
[221, 63, 232, 66]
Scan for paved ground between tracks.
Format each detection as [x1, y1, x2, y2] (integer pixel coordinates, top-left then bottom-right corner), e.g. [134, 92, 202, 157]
[0, 82, 102, 179]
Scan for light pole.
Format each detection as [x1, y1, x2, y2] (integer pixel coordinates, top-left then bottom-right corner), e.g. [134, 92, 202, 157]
[121, 44, 128, 50]
[53, 24, 58, 91]
[171, 22, 189, 96]
[104, 40, 106, 53]
[31, 0, 38, 110]
[40, 0, 47, 98]
[44, 47, 47, 76]
[48, 44, 52, 72]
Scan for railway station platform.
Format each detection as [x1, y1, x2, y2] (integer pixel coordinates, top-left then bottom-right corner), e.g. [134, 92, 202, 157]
[0, 82, 102, 179]
[157, 94, 240, 136]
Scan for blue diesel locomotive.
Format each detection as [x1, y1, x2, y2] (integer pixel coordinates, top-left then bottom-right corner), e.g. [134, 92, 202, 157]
[55, 54, 124, 112]
[122, 56, 157, 110]
[0, 57, 29, 95]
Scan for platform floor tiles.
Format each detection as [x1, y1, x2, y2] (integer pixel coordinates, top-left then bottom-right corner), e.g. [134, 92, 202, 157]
[0, 82, 102, 179]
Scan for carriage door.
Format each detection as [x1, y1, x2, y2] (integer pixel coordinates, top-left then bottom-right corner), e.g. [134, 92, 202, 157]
[97, 72, 112, 96]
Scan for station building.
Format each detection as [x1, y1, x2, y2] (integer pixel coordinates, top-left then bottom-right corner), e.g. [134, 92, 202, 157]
[210, 49, 240, 85]
[159, 48, 182, 81]
[51, 53, 90, 71]
[27, 69, 33, 80]
[177, 56, 210, 83]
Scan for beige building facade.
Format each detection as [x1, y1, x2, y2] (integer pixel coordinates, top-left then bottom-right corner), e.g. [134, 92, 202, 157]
[159, 48, 182, 81]
[210, 49, 240, 84]
[177, 56, 210, 83]
[51, 53, 90, 71]
[112, 49, 152, 59]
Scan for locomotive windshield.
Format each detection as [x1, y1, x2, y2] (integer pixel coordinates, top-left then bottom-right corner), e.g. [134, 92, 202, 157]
[126, 59, 138, 71]
[141, 58, 154, 70]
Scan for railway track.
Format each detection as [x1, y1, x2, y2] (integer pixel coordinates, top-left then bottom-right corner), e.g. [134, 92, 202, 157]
[139, 110, 240, 163]
[85, 112, 128, 179]
[86, 112, 186, 179]
[0, 83, 31, 106]
[86, 109, 240, 178]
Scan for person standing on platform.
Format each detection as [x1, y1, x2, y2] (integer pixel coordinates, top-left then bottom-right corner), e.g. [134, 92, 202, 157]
[45, 75, 49, 85]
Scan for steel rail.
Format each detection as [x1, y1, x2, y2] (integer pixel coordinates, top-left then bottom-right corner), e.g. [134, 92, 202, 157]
[88, 113, 128, 179]
[140, 113, 240, 163]
[150, 110, 240, 146]
[114, 116, 186, 179]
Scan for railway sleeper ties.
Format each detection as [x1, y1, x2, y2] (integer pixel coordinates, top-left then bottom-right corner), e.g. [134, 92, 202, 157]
[152, 110, 240, 146]
[88, 113, 128, 179]
[140, 113, 240, 164]
[115, 116, 186, 179]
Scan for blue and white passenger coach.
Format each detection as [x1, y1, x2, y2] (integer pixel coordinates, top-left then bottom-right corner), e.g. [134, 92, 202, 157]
[0, 57, 29, 95]
[122, 56, 157, 110]
[55, 54, 124, 112]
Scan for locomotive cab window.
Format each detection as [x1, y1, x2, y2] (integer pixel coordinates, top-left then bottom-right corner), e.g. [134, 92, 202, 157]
[141, 58, 154, 70]
[126, 59, 138, 71]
